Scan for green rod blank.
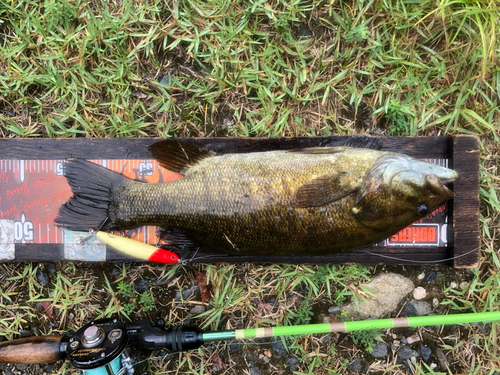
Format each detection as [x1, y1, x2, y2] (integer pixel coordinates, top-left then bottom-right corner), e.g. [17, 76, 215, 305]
[202, 311, 500, 341]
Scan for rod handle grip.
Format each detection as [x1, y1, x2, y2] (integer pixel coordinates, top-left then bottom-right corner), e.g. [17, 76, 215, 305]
[0, 336, 64, 364]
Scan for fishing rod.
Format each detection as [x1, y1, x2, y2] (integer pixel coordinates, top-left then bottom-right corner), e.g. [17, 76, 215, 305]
[0, 312, 499, 374]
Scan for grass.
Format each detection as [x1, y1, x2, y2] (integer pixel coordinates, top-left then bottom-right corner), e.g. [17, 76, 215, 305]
[0, 0, 499, 374]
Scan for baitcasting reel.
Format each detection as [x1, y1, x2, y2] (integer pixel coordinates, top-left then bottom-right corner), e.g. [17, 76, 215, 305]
[0, 318, 204, 375]
[66, 319, 133, 375]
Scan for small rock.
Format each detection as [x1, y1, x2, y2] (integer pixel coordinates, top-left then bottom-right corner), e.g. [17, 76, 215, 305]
[110, 266, 122, 277]
[31, 326, 41, 335]
[134, 279, 149, 293]
[160, 75, 172, 86]
[397, 346, 413, 359]
[189, 305, 206, 315]
[413, 287, 427, 300]
[16, 364, 27, 371]
[347, 357, 363, 372]
[370, 342, 388, 358]
[36, 269, 49, 287]
[5, 368, 14, 375]
[402, 300, 432, 317]
[271, 339, 287, 355]
[266, 297, 277, 306]
[433, 298, 439, 308]
[425, 270, 438, 283]
[46, 263, 56, 273]
[47, 364, 56, 373]
[296, 23, 312, 38]
[342, 273, 414, 319]
[259, 354, 270, 363]
[248, 361, 261, 375]
[436, 348, 448, 371]
[417, 272, 426, 280]
[285, 356, 300, 371]
[221, 117, 235, 130]
[421, 345, 432, 361]
[460, 281, 469, 290]
[229, 342, 242, 352]
[19, 329, 31, 338]
[406, 334, 420, 344]
[321, 334, 331, 344]
[435, 347, 449, 370]
[328, 305, 341, 314]
[479, 323, 492, 334]
[320, 314, 330, 323]
[175, 285, 201, 301]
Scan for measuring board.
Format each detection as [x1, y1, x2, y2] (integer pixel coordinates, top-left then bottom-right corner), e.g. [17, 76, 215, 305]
[0, 159, 182, 261]
[0, 136, 480, 267]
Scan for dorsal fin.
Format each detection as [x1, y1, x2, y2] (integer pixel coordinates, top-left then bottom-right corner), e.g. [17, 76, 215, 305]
[149, 140, 215, 175]
[287, 147, 349, 154]
[288, 136, 383, 154]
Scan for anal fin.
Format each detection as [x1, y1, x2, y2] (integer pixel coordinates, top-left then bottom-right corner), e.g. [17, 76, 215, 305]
[157, 227, 197, 249]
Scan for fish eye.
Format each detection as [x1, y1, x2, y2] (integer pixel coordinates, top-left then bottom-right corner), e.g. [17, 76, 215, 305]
[416, 204, 428, 216]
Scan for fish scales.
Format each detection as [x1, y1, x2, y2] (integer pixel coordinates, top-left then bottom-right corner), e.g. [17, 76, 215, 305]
[111, 150, 372, 255]
[56, 141, 459, 256]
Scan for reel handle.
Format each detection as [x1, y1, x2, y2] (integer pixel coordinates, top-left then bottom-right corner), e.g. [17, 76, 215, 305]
[0, 335, 67, 364]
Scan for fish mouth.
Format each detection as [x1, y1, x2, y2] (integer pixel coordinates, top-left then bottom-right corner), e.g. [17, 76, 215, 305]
[426, 174, 457, 199]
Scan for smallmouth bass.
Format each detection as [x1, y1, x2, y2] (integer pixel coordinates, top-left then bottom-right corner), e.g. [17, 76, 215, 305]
[56, 140, 458, 256]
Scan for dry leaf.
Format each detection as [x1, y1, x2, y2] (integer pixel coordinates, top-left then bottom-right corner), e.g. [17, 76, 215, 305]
[194, 270, 212, 304]
[41, 301, 53, 321]
[257, 301, 274, 313]
[211, 350, 226, 370]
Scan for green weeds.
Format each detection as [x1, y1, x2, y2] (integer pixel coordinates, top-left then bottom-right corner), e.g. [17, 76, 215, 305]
[351, 330, 384, 353]
[1, 0, 498, 137]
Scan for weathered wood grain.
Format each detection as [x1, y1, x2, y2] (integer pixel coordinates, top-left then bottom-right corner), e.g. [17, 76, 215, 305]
[1, 136, 450, 158]
[452, 136, 480, 268]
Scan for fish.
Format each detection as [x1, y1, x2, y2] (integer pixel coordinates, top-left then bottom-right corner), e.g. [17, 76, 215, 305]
[55, 140, 459, 256]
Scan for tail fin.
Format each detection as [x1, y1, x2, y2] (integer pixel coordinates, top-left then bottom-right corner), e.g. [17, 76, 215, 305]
[55, 160, 126, 232]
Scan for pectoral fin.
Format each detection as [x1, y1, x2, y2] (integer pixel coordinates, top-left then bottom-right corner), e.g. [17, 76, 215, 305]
[292, 173, 357, 208]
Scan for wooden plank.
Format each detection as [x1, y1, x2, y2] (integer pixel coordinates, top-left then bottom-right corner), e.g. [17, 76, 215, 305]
[452, 135, 480, 268]
[0, 136, 449, 158]
[0, 135, 480, 267]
